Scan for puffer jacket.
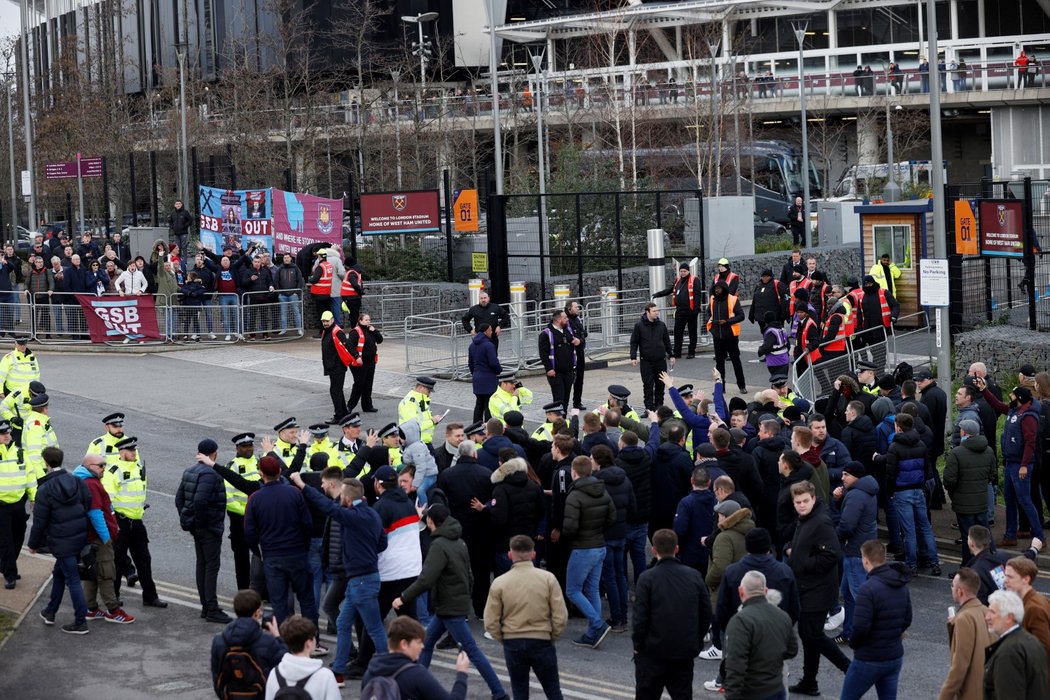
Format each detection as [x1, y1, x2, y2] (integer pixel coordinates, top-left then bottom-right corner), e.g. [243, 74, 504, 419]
[841, 415, 877, 471]
[175, 462, 228, 537]
[673, 488, 717, 570]
[27, 468, 92, 557]
[490, 458, 543, 550]
[879, 429, 928, 494]
[649, 436, 694, 525]
[210, 616, 288, 686]
[944, 435, 998, 515]
[629, 312, 672, 362]
[836, 475, 878, 557]
[751, 434, 788, 530]
[615, 445, 652, 524]
[850, 562, 912, 661]
[478, 434, 526, 471]
[562, 475, 616, 550]
[788, 500, 842, 613]
[399, 516, 472, 617]
[595, 465, 636, 541]
[705, 507, 755, 594]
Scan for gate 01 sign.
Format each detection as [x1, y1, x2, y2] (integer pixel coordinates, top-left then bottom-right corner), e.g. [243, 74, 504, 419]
[978, 199, 1024, 257]
[360, 190, 441, 235]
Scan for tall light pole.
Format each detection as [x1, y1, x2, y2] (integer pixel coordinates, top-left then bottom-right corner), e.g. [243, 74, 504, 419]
[793, 22, 812, 248]
[926, 0, 951, 390]
[486, 0, 504, 194]
[707, 39, 720, 196]
[401, 11, 439, 120]
[5, 76, 17, 237]
[391, 69, 403, 189]
[883, 102, 900, 202]
[175, 43, 190, 204]
[530, 54, 546, 198]
[18, 0, 35, 228]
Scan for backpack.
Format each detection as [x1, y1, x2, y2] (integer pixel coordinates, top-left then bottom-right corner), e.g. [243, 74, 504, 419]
[272, 666, 314, 700]
[360, 663, 415, 700]
[215, 645, 266, 700]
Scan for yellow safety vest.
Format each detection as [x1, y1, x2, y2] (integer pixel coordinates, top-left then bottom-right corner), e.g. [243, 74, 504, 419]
[388, 446, 403, 468]
[594, 402, 641, 423]
[672, 409, 695, 455]
[225, 456, 260, 515]
[0, 349, 40, 395]
[306, 438, 341, 469]
[22, 410, 57, 484]
[337, 439, 371, 477]
[273, 438, 297, 464]
[531, 422, 555, 442]
[0, 441, 30, 503]
[0, 388, 31, 430]
[102, 457, 146, 520]
[87, 432, 126, 468]
[398, 390, 435, 444]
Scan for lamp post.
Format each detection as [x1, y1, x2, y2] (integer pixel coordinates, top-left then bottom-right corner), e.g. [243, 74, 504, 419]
[530, 54, 546, 197]
[174, 43, 190, 204]
[883, 101, 900, 202]
[793, 22, 812, 248]
[487, 0, 504, 194]
[5, 74, 17, 237]
[391, 69, 403, 189]
[18, 0, 35, 228]
[926, 0, 951, 390]
[707, 39, 720, 196]
[401, 12, 439, 90]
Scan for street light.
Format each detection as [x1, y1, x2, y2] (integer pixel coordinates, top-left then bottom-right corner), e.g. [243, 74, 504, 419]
[530, 54, 546, 197]
[174, 43, 190, 204]
[793, 22, 812, 248]
[707, 39, 720, 196]
[18, 0, 35, 228]
[391, 69, 403, 189]
[486, 0, 504, 195]
[4, 72, 17, 237]
[401, 12, 439, 118]
[926, 0, 951, 394]
[883, 102, 901, 202]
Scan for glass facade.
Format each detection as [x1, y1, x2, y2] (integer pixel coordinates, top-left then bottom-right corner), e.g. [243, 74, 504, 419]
[986, 0, 1050, 38]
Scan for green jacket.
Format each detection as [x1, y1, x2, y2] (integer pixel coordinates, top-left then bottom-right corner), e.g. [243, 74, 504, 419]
[706, 508, 755, 594]
[723, 596, 798, 700]
[944, 435, 998, 515]
[399, 516, 472, 617]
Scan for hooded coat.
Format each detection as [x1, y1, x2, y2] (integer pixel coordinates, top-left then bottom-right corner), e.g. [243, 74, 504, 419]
[615, 445, 652, 524]
[836, 475, 879, 557]
[400, 418, 439, 486]
[399, 516, 473, 617]
[489, 458, 544, 550]
[28, 468, 92, 557]
[944, 435, 998, 515]
[595, 465, 636, 541]
[705, 507, 755, 594]
[562, 475, 616, 550]
[468, 332, 501, 395]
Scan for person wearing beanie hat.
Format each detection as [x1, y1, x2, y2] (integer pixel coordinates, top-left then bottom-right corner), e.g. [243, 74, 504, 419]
[749, 268, 786, 333]
[708, 280, 747, 393]
[831, 460, 878, 645]
[653, 261, 703, 359]
[855, 273, 899, 348]
[243, 446, 318, 632]
[975, 374, 1044, 548]
[176, 439, 233, 622]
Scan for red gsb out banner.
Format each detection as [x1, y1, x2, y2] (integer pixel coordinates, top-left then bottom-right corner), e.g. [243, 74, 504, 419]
[75, 295, 164, 343]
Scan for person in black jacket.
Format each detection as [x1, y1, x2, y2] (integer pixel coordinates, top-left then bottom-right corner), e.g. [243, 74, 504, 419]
[786, 480, 850, 696]
[346, 312, 382, 414]
[462, 291, 511, 351]
[616, 430, 653, 584]
[966, 525, 1010, 604]
[775, 450, 814, 548]
[652, 263, 704, 359]
[630, 303, 674, 411]
[787, 196, 806, 246]
[239, 256, 275, 338]
[210, 589, 288, 694]
[566, 301, 589, 409]
[436, 441, 494, 619]
[748, 268, 785, 331]
[712, 428, 763, 509]
[319, 310, 349, 422]
[488, 456, 543, 572]
[708, 281, 747, 392]
[538, 310, 578, 411]
[632, 528, 712, 700]
[644, 421, 693, 537]
[176, 438, 231, 623]
[751, 420, 788, 534]
[29, 446, 93, 634]
[168, 199, 194, 254]
[916, 368, 949, 462]
[592, 445, 636, 631]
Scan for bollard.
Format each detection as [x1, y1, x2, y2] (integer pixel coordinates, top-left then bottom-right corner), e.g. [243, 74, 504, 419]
[687, 256, 699, 278]
[647, 228, 666, 306]
[510, 281, 527, 369]
[468, 278, 485, 307]
[510, 281, 528, 319]
[600, 286, 618, 345]
[554, 284, 571, 308]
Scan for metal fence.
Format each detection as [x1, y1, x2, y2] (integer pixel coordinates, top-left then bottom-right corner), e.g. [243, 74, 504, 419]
[790, 311, 932, 403]
[6, 291, 303, 344]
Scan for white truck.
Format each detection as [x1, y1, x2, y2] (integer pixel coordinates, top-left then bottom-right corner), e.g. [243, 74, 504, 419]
[830, 161, 939, 200]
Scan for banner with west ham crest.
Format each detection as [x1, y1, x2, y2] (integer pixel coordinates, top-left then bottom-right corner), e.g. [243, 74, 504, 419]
[198, 186, 342, 256]
[360, 190, 441, 235]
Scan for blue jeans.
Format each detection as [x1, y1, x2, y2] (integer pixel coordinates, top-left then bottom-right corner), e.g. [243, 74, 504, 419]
[956, 512, 989, 565]
[1004, 463, 1045, 541]
[416, 591, 432, 629]
[328, 298, 342, 326]
[891, 489, 939, 569]
[502, 638, 564, 700]
[420, 615, 507, 698]
[307, 537, 324, 613]
[333, 572, 386, 674]
[278, 293, 301, 332]
[625, 522, 649, 585]
[217, 294, 238, 333]
[601, 539, 628, 624]
[840, 556, 867, 639]
[262, 553, 318, 626]
[566, 546, 606, 640]
[987, 483, 997, 523]
[840, 656, 902, 700]
[45, 554, 87, 624]
[415, 474, 437, 507]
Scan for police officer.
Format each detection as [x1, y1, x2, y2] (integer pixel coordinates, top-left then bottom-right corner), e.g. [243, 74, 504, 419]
[488, 371, 534, 425]
[0, 380, 45, 445]
[22, 392, 57, 485]
[377, 422, 404, 469]
[269, 417, 300, 467]
[0, 336, 40, 397]
[596, 385, 641, 423]
[102, 436, 167, 608]
[398, 376, 441, 447]
[335, 413, 366, 473]
[306, 423, 340, 468]
[87, 412, 128, 467]
[532, 402, 567, 442]
[0, 420, 30, 589]
[222, 433, 260, 591]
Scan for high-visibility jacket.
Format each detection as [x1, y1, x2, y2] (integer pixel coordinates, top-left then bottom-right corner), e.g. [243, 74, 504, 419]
[22, 410, 57, 484]
[309, 260, 333, 295]
[336, 439, 371, 477]
[531, 422, 555, 442]
[822, 312, 849, 352]
[671, 275, 699, 311]
[875, 288, 893, 328]
[845, 289, 864, 335]
[273, 438, 297, 465]
[0, 349, 40, 395]
[101, 457, 146, 520]
[706, 294, 741, 336]
[328, 325, 354, 367]
[714, 271, 740, 295]
[796, 317, 821, 363]
[388, 446, 403, 468]
[306, 438, 341, 468]
[593, 402, 641, 423]
[340, 268, 362, 297]
[788, 277, 813, 316]
[348, 326, 378, 366]
[0, 441, 30, 503]
[868, 262, 901, 292]
[489, 385, 534, 424]
[399, 390, 435, 444]
[671, 409, 695, 456]
[87, 432, 126, 468]
[224, 456, 260, 515]
[0, 388, 33, 431]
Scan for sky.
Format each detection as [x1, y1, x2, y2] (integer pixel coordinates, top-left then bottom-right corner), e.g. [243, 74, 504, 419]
[1, 3, 21, 41]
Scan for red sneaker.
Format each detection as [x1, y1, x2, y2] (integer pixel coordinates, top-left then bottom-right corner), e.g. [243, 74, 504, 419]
[105, 607, 136, 624]
[85, 608, 107, 621]
[333, 674, 346, 688]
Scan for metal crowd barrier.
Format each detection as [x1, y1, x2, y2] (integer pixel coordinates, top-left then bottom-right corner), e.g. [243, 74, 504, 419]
[403, 308, 470, 380]
[238, 290, 304, 342]
[32, 291, 92, 344]
[361, 283, 423, 338]
[0, 292, 33, 341]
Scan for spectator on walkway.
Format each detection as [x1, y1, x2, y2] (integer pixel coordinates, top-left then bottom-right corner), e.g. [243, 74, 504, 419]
[274, 252, 304, 335]
[938, 567, 991, 700]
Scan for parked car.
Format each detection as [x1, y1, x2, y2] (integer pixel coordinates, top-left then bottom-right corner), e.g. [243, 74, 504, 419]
[754, 213, 787, 237]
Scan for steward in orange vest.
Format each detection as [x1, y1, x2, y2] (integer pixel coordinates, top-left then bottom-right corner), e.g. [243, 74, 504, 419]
[653, 263, 703, 358]
[793, 306, 822, 367]
[706, 281, 747, 391]
[320, 310, 351, 420]
[819, 299, 849, 363]
[856, 274, 900, 347]
[714, 258, 741, 295]
[308, 249, 334, 337]
[340, 257, 365, 326]
[347, 314, 383, 414]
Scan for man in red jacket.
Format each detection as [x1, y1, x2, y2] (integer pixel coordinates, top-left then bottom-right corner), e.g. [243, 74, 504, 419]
[74, 453, 135, 624]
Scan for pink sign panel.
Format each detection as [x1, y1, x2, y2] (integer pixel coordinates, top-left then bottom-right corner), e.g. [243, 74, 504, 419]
[45, 157, 104, 180]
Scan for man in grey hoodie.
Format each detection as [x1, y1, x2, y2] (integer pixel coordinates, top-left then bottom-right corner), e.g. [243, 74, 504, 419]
[400, 418, 439, 506]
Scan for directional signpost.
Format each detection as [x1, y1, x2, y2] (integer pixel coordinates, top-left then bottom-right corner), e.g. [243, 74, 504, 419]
[46, 156, 104, 236]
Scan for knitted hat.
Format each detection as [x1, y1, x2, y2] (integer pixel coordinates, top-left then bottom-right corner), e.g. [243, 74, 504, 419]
[745, 528, 772, 555]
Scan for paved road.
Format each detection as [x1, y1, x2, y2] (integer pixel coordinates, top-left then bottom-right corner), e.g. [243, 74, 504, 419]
[0, 342, 1033, 700]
